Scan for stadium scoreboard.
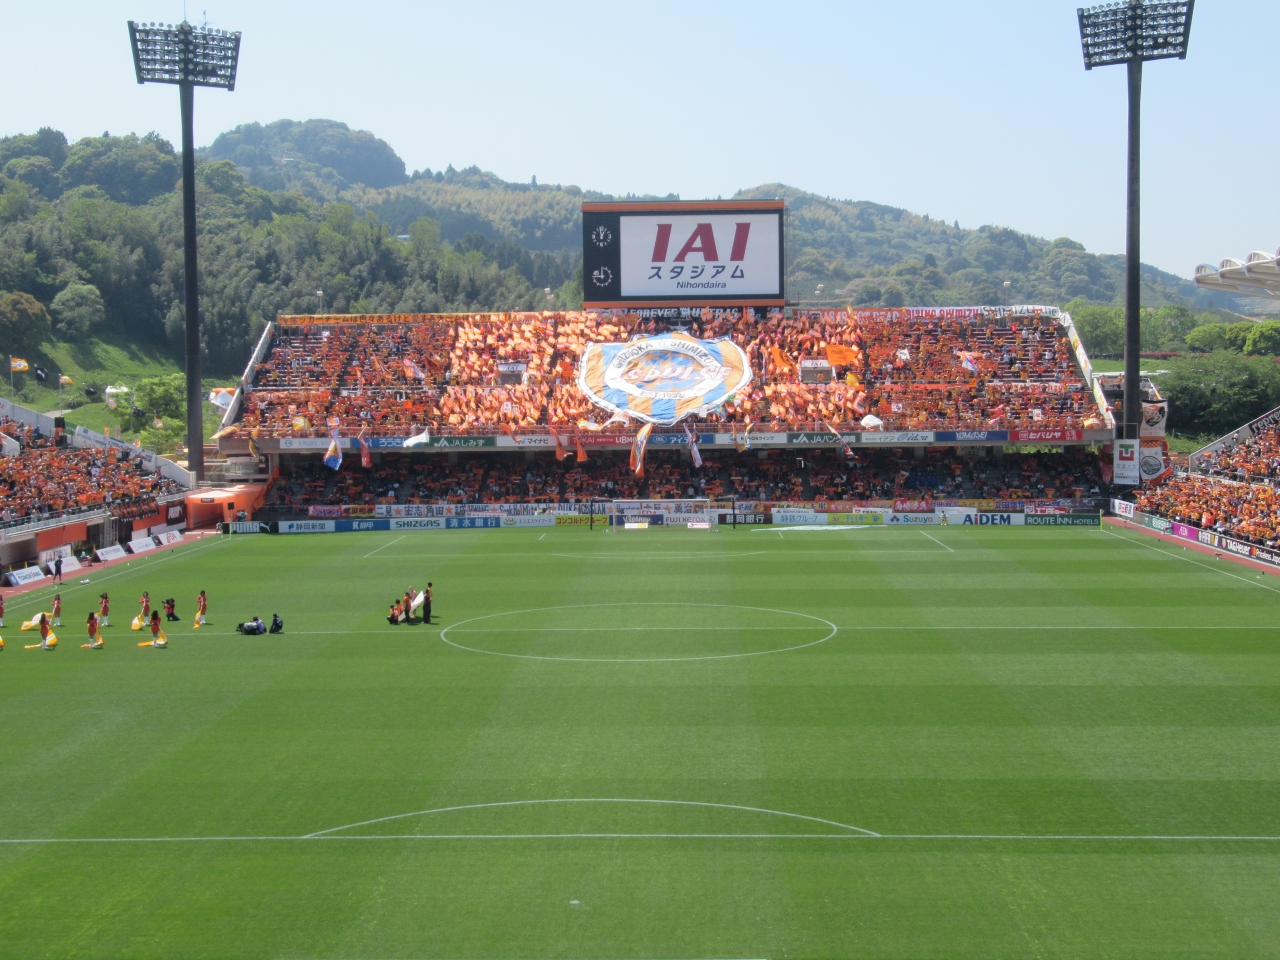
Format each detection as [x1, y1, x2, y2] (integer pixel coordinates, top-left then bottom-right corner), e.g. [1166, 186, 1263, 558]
[582, 200, 784, 309]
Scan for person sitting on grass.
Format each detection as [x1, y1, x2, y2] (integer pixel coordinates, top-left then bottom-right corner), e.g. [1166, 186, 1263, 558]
[236, 616, 266, 635]
[269, 613, 284, 634]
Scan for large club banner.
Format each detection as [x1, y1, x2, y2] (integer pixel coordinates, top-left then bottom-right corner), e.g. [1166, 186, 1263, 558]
[582, 201, 785, 307]
[578, 333, 752, 426]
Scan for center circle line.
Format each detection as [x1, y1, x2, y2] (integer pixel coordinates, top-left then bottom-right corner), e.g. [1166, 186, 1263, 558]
[438, 602, 837, 662]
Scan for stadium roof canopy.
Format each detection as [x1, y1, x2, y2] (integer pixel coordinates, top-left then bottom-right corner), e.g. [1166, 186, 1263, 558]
[1194, 249, 1280, 298]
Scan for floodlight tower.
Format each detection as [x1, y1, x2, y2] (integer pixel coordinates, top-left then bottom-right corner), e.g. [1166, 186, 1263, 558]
[128, 20, 242, 481]
[1077, 1, 1192, 445]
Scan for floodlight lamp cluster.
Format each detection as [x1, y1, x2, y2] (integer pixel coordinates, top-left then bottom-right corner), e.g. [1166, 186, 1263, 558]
[1077, 0, 1194, 69]
[128, 20, 241, 89]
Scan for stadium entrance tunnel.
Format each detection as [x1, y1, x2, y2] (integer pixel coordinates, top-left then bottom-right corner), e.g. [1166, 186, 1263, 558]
[308, 798, 878, 838]
[438, 602, 836, 661]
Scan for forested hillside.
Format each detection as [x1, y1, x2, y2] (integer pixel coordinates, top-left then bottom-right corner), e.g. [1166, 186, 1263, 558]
[0, 118, 1252, 396]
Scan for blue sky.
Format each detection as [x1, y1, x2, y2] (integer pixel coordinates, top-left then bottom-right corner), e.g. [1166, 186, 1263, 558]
[4, 1, 1273, 278]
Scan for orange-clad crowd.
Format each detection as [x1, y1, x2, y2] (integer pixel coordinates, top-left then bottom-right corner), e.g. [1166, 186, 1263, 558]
[0, 446, 183, 523]
[1135, 476, 1280, 546]
[1195, 421, 1280, 485]
[233, 309, 1106, 437]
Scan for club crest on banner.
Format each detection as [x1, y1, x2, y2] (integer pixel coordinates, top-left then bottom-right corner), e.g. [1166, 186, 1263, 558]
[576, 332, 752, 426]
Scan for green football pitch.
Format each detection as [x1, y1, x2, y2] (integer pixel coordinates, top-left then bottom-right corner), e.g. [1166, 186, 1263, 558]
[3, 524, 1280, 959]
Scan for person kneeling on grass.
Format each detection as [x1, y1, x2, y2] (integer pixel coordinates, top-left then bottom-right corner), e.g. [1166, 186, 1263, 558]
[163, 597, 179, 622]
[236, 616, 266, 636]
[268, 613, 284, 634]
[387, 600, 403, 625]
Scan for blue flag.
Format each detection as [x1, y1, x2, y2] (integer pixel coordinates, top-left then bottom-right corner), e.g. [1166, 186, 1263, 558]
[323, 429, 342, 471]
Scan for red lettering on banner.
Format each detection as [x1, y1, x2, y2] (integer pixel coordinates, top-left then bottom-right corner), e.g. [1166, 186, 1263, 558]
[1011, 429, 1083, 442]
[893, 499, 934, 513]
[730, 222, 751, 261]
[651, 224, 672, 262]
[673, 224, 719, 262]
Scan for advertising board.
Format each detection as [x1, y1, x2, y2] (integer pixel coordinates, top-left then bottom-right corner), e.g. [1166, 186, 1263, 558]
[6, 565, 49, 586]
[127, 537, 157, 553]
[1111, 498, 1135, 519]
[279, 520, 335, 534]
[959, 513, 1025, 525]
[610, 513, 667, 527]
[1113, 440, 1140, 485]
[500, 515, 556, 528]
[95, 545, 129, 561]
[390, 518, 445, 530]
[582, 201, 785, 307]
[717, 513, 771, 524]
[445, 517, 501, 529]
[935, 430, 1009, 443]
[786, 431, 857, 446]
[1024, 514, 1101, 526]
[771, 509, 826, 525]
[860, 431, 935, 445]
[1010, 429, 1084, 442]
[827, 511, 885, 525]
[888, 513, 939, 524]
[555, 515, 596, 526]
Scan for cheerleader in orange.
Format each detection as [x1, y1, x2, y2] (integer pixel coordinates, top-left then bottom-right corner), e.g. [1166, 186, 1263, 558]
[24, 614, 57, 650]
[99, 592, 110, 627]
[139, 610, 167, 648]
[81, 612, 104, 649]
[194, 589, 208, 628]
[52, 593, 62, 627]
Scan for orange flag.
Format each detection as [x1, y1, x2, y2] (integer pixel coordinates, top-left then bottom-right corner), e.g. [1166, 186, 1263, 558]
[771, 346, 796, 375]
[826, 344, 859, 366]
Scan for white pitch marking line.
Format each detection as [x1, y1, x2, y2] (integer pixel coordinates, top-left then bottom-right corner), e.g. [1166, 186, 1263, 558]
[4, 833, 1280, 844]
[6, 534, 237, 614]
[303, 798, 880, 838]
[538, 533, 546, 541]
[437, 602, 838, 662]
[448, 626, 820, 633]
[1103, 529, 1280, 594]
[921, 531, 954, 552]
[362, 535, 405, 558]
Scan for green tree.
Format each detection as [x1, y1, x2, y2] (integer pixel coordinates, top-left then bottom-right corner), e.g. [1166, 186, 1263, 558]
[1244, 320, 1280, 356]
[49, 282, 105, 339]
[1159, 351, 1280, 437]
[132, 373, 186, 420]
[1065, 300, 1123, 355]
[3, 156, 60, 197]
[0, 291, 52, 355]
[59, 132, 180, 205]
[1186, 324, 1228, 352]
[1224, 321, 1254, 352]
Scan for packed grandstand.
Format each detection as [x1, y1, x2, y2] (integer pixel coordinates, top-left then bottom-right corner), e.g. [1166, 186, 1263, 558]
[224, 306, 1111, 440]
[7, 302, 1280, 574]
